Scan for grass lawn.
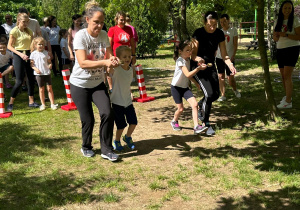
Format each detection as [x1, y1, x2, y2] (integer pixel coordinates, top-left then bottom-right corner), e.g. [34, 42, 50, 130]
[0, 41, 300, 209]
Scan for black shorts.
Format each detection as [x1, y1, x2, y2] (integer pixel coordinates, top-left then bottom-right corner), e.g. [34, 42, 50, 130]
[171, 85, 194, 104]
[277, 45, 300, 68]
[112, 103, 138, 130]
[0, 64, 10, 73]
[36, 75, 52, 87]
[216, 58, 235, 76]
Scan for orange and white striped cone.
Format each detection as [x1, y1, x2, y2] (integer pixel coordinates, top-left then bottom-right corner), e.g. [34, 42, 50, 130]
[133, 64, 155, 103]
[61, 69, 77, 111]
[0, 73, 12, 118]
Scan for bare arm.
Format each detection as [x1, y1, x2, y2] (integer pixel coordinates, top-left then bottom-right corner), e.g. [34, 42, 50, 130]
[130, 37, 136, 65]
[232, 35, 238, 61]
[191, 38, 205, 63]
[181, 64, 206, 79]
[285, 26, 300, 40]
[62, 47, 70, 59]
[30, 60, 41, 74]
[219, 41, 236, 75]
[67, 28, 74, 61]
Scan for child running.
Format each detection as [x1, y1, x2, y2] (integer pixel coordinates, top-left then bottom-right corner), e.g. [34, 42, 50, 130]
[30, 37, 58, 111]
[110, 46, 137, 151]
[171, 40, 208, 134]
[59, 29, 72, 70]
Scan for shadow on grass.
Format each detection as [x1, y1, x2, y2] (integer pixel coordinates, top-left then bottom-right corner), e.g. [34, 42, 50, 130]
[216, 186, 300, 209]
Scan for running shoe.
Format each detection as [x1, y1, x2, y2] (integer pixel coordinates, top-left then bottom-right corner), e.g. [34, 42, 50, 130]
[81, 148, 95, 157]
[206, 126, 216, 136]
[123, 135, 135, 150]
[7, 104, 13, 112]
[218, 96, 227, 101]
[234, 90, 241, 98]
[170, 120, 181, 131]
[277, 100, 292, 109]
[280, 96, 292, 103]
[51, 104, 58, 110]
[194, 125, 208, 134]
[29, 102, 40, 108]
[113, 140, 124, 152]
[40, 105, 46, 111]
[101, 152, 119, 162]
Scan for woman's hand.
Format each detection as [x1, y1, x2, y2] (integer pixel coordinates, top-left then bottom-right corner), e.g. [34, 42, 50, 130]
[278, 32, 287, 37]
[131, 56, 136, 65]
[106, 56, 119, 68]
[20, 53, 29, 61]
[70, 53, 75, 61]
[229, 63, 237, 75]
[195, 56, 205, 63]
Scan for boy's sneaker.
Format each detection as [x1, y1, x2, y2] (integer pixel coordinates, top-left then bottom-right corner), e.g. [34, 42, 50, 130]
[277, 100, 292, 109]
[101, 152, 119, 162]
[218, 96, 226, 101]
[7, 104, 13, 112]
[194, 125, 208, 134]
[40, 105, 46, 111]
[29, 102, 39, 108]
[51, 104, 58, 110]
[81, 148, 95, 157]
[123, 135, 135, 150]
[170, 120, 181, 131]
[234, 90, 241, 98]
[113, 140, 124, 152]
[206, 126, 216, 136]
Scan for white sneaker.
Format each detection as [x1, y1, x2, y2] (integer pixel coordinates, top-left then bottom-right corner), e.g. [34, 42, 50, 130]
[40, 105, 46, 111]
[234, 90, 241, 98]
[277, 100, 292, 109]
[218, 96, 226, 101]
[51, 104, 58, 110]
[280, 96, 292, 103]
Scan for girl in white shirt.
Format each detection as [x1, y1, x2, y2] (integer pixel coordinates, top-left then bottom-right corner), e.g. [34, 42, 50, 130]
[170, 40, 207, 134]
[30, 37, 58, 111]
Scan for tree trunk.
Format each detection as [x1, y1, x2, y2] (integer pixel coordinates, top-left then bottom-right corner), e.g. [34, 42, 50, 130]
[257, 0, 280, 120]
[180, 0, 189, 40]
[267, 0, 272, 49]
[169, 2, 181, 41]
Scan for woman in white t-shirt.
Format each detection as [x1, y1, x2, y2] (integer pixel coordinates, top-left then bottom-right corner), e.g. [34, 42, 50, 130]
[69, 0, 119, 162]
[273, 0, 300, 109]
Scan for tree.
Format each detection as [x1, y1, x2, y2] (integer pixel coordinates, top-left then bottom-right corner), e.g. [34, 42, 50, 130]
[257, 0, 280, 120]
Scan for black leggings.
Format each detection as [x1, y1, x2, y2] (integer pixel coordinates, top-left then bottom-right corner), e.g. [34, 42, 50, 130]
[70, 82, 114, 154]
[51, 45, 62, 75]
[11, 52, 35, 98]
[194, 68, 220, 123]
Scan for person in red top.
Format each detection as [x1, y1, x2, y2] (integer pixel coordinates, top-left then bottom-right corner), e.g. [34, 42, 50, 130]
[107, 11, 136, 92]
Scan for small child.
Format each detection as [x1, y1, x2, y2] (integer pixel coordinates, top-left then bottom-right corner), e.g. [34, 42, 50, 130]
[0, 39, 14, 89]
[110, 45, 137, 151]
[59, 29, 72, 70]
[30, 37, 58, 111]
[170, 40, 207, 134]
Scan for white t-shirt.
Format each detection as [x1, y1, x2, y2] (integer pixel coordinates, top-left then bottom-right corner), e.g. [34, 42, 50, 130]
[0, 50, 13, 68]
[216, 27, 238, 59]
[29, 50, 51, 75]
[110, 65, 133, 107]
[274, 17, 300, 49]
[171, 57, 190, 88]
[70, 29, 110, 88]
[28, 18, 41, 38]
[1, 23, 15, 36]
[49, 26, 61, 45]
[60, 38, 69, 59]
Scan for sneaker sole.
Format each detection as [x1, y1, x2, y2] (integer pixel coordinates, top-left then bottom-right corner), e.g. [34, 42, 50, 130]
[101, 154, 119, 162]
[194, 126, 208, 134]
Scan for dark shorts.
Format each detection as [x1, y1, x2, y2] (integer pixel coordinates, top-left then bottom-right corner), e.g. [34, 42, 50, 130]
[216, 58, 235, 76]
[171, 85, 194, 104]
[0, 64, 10, 73]
[62, 58, 71, 65]
[112, 103, 138, 130]
[277, 45, 300, 68]
[36, 75, 52, 87]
